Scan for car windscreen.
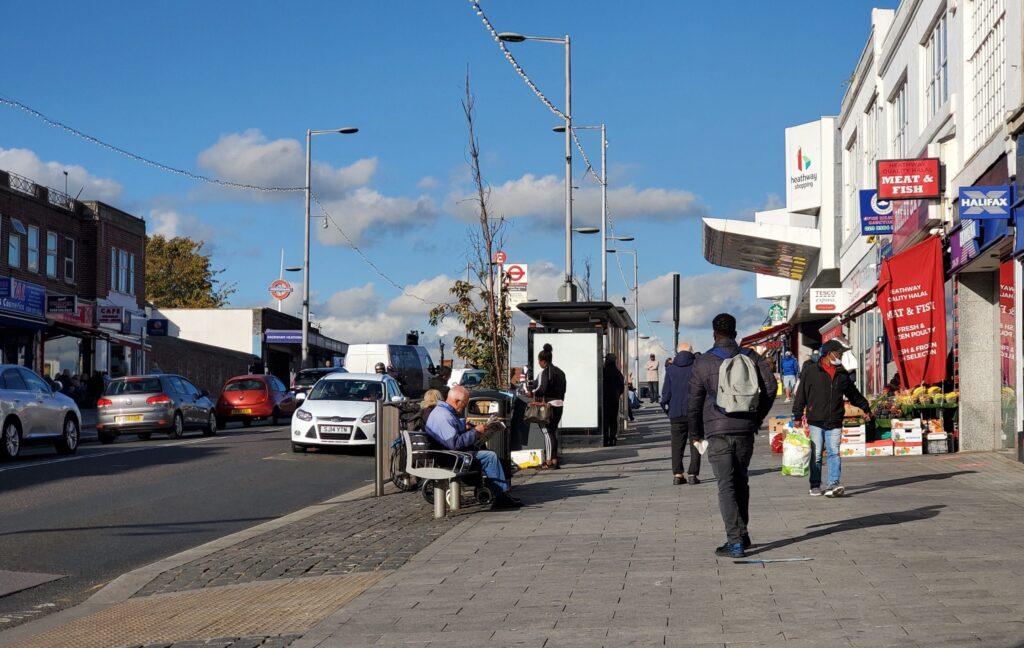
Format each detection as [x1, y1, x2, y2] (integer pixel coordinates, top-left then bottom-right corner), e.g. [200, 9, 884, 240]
[307, 379, 382, 402]
[461, 372, 485, 387]
[225, 379, 266, 392]
[105, 378, 162, 395]
[295, 370, 331, 387]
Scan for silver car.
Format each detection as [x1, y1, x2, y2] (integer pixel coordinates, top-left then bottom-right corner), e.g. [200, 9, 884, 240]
[97, 374, 217, 443]
[0, 364, 82, 459]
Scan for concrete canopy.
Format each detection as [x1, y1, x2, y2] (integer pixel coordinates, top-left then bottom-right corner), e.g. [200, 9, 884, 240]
[702, 218, 820, 280]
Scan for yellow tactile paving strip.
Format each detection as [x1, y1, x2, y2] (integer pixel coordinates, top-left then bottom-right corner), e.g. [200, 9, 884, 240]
[11, 572, 387, 648]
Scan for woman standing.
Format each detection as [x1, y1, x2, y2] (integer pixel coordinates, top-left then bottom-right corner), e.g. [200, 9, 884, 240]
[532, 343, 566, 469]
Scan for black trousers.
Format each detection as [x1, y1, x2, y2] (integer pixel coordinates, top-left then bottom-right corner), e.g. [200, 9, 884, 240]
[707, 434, 754, 544]
[542, 406, 563, 462]
[647, 381, 659, 402]
[603, 400, 620, 446]
[670, 417, 701, 476]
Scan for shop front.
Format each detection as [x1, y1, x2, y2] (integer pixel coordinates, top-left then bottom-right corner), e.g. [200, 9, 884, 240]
[0, 276, 47, 370]
[44, 298, 98, 379]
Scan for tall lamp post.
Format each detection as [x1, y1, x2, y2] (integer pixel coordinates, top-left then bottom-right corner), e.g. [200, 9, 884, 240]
[607, 248, 640, 389]
[499, 31, 575, 302]
[302, 126, 358, 368]
[578, 229, 634, 301]
[558, 123, 607, 299]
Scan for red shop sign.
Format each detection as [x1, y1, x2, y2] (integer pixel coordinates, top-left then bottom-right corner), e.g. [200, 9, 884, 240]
[877, 236, 947, 386]
[877, 158, 941, 200]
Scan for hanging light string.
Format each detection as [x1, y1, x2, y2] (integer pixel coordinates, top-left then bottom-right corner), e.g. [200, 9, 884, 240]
[0, 95, 305, 193]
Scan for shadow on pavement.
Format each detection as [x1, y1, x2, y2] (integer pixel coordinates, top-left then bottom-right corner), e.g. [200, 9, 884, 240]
[0, 516, 275, 538]
[516, 474, 627, 505]
[849, 470, 977, 495]
[746, 504, 945, 556]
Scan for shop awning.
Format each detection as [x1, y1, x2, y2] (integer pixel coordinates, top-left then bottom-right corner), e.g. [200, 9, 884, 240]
[0, 312, 48, 331]
[740, 322, 791, 347]
[702, 218, 819, 280]
[842, 288, 877, 322]
[108, 332, 151, 351]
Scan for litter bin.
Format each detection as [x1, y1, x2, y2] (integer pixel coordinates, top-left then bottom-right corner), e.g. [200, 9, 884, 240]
[465, 389, 512, 464]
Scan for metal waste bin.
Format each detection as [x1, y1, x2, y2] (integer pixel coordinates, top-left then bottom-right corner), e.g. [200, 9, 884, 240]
[465, 389, 512, 464]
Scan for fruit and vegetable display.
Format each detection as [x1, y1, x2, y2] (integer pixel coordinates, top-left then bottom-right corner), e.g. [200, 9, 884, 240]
[870, 387, 958, 423]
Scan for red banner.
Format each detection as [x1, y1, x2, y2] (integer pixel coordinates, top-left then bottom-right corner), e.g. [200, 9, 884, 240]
[877, 236, 946, 386]
[999, 261, 1015, 394]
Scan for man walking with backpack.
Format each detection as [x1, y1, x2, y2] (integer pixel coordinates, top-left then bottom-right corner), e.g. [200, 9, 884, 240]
[688, 313, 777, 558]
[792, 339, 873, 498]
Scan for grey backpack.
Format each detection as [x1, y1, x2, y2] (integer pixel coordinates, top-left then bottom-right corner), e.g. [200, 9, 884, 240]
[710, 348, 761, 414]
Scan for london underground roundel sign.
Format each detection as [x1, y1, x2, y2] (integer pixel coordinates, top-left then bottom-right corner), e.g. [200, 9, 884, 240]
[269, 279, 293, 301]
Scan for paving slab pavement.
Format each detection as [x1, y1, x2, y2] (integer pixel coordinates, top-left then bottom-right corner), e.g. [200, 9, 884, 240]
[7, 404, 1024, 647]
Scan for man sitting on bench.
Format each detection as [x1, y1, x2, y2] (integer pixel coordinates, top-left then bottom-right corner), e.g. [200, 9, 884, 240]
[425, 385, 521, 510]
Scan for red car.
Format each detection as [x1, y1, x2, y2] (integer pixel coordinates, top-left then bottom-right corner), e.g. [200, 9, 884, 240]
[215, 374, 297, 427]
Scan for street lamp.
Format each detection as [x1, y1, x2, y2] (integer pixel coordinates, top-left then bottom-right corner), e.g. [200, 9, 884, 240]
[557, 123, 608, 299]
[302, 126, 358, 368]
[501, 31, 574, 302]
[573, 227, 599, 234]
[607, 247, 641, 390]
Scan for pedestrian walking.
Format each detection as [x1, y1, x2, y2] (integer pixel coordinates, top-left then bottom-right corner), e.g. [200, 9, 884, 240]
[662, 342, 699, 485]
[791, 339, 873, 498]
[781, 351, 799, 403]
[645, 354, 660, 404]
[530, 343, 566, 469]
[602, 353, 625, 447]
[688, 313, 777, 558]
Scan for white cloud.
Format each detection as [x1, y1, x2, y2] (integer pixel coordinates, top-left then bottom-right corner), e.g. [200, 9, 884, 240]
[196, 129, 376, 200]
[446, 173, 707, 227]
[763, 193, 784, 210]
[0, 147, 122, 201]
[314, 188, 436, 245]
[149, 208, 217, 242]
[417, 175, 439, 190]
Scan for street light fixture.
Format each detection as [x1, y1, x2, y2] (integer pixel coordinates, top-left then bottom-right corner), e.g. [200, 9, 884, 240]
[503, 30, 574, 302]
[302, 126, 358, 368]
[573, 227, 600, 234]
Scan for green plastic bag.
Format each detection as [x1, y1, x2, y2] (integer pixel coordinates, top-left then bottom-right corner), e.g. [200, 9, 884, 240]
[781, 430, 811, 477]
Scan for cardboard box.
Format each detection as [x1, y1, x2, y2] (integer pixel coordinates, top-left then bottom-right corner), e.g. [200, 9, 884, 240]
[926, 419, 944, 435]
[926, 432, 948, 441]
[511, 449, 543, 469]
[892, 428, 923, 443]
[866, 440, 894, 457]
[892, 419, 922, 430]
[840, 442, 866, 457]
[842, 425, 866, 444]
[893, 441, 923, 456]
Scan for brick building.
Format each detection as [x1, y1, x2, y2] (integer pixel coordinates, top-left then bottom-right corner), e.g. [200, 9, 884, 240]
[0, 168, 147, 382]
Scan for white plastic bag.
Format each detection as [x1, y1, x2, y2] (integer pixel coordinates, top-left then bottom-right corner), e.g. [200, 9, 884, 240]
[781, 431, 811, 477]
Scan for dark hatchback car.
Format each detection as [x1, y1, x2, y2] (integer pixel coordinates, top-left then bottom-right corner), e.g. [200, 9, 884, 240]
[96, 374, 217, 442]
[291, 367, 346, 398]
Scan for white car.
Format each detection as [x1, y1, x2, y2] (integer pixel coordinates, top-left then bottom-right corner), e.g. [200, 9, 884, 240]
[290, 372, 404, 452]
[447, 368, 487, 389]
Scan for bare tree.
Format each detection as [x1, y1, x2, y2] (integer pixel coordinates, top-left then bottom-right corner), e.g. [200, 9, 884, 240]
[575, 256, 595, 302]
[429, 71, 512, 388]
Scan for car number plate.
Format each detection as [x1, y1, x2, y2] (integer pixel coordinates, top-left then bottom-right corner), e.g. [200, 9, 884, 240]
[319, 425, 352, 434]
[116, 415, 143, 424]
[233, 408, 252, 415]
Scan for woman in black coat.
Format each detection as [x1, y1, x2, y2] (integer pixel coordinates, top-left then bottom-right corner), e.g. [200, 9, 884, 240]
[532, 343, 567, 468]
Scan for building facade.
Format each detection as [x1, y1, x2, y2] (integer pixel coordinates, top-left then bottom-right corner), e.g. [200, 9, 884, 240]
[0, 168, 147, 383]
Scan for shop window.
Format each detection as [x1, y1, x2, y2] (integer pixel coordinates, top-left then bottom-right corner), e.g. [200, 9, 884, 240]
[119, 249, 128, 293]
[926, 11, 949, 119]
[27, 225, 39, 273]
[129, 253, 135, 295]
[967, 0, 1006, 154]
[110, 245, 117, 289]
[64, 237, 75, 283]
[46, 231, 57, 278]
[890, 81, 908, 158]
[8, 219, 24, 268]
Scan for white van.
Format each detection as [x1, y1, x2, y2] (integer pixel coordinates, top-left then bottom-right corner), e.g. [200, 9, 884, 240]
[343, 344, 436, 398]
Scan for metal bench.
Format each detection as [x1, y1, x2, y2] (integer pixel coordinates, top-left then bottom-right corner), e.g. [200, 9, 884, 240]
[401, 429, 485, 517]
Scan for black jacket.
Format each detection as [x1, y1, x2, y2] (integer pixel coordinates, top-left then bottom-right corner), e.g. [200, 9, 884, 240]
[534, 364, 567, 402]
[661, 350, 695, 420]
[602, 362, 625, 405]
[687, 339, 777, 439]
[792, 361, 870, 429]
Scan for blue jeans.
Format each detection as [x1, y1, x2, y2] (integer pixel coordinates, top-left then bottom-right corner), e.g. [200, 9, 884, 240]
[474, 450, 509, 493]
[809, 426, 841, 488]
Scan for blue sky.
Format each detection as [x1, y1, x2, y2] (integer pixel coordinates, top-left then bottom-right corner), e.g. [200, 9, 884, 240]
[0, 0, 896, 360]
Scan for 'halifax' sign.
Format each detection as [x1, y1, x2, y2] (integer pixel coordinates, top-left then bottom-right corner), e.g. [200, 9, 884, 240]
[958, 185, 1013, 220]
[859, 189, 893, 235]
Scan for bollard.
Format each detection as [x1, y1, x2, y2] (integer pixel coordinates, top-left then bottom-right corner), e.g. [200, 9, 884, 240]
[433, 484, 446, 519]
[449, 479, 461, 511]
[374, 398, 384, 497]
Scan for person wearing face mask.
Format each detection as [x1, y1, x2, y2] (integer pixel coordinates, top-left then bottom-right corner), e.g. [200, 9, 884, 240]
[792, 339, 873, 498]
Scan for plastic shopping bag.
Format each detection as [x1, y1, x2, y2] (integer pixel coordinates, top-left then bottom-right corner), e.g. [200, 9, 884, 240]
[781, 431, 811, 477]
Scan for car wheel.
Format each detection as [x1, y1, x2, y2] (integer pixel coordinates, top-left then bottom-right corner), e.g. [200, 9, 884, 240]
[169, 413, 185, 439]
[137, 432, 152, 440]
[291, 442, 307, 453]
[98, 430, 117, 444]
[54, 415, 79, 455]
[1, 419, 21, 460]
[202, 412, 218, 436]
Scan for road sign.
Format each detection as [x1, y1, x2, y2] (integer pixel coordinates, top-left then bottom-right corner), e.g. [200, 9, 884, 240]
[269, 279, 293, 301]
[505, 263, 528, 286]
[493, 250, 507, 265]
